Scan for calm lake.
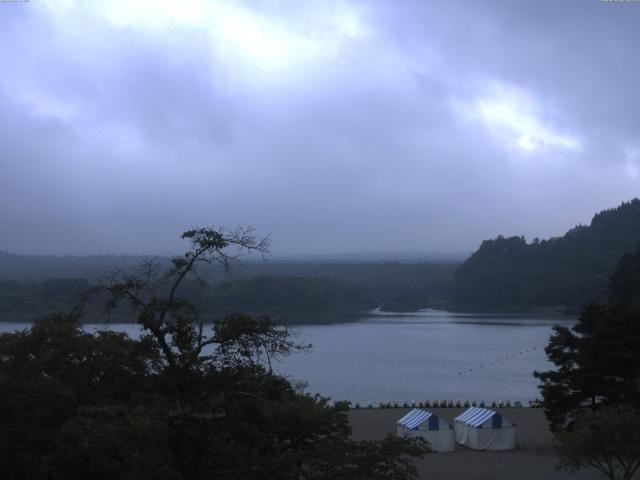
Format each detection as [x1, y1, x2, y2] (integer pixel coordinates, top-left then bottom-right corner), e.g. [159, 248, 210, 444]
[0, 309, 573, 404]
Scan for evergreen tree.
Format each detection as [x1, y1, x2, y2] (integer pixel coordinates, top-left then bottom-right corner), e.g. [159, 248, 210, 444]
[535, 246, 640, 431]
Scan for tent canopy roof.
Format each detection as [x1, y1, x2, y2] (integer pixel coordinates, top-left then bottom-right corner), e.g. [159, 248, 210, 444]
[455, 407, 505, 428]
[397, 409, 437, 430]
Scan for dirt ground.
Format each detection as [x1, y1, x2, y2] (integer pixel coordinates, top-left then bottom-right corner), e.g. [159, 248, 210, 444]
[349, 407, 609, 480]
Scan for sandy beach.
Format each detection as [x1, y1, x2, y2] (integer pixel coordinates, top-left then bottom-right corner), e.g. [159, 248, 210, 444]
[349, 407, 608, 480]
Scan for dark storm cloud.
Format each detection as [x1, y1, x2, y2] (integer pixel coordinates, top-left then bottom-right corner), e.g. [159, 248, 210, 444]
[1, 0, 639, 256]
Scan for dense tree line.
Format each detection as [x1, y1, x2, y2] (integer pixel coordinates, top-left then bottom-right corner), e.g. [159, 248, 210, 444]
[200, 276, 373, 317]
[0, 227, 429, 479]
[222, 262, 456, 312]
[0, 276, 373, 324]
[0, 278, 90, 321]
[0, 262, 457, 322]
[450, 199, 640, 309]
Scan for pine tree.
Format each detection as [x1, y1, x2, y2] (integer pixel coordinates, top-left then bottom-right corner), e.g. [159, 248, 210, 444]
[535, 246, 640, 431]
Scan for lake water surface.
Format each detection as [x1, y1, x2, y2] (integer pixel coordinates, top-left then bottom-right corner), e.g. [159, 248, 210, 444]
[0, 309, 572, 404]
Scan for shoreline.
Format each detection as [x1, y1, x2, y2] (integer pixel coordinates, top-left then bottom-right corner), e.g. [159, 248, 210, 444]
[349, 407, 603, 480]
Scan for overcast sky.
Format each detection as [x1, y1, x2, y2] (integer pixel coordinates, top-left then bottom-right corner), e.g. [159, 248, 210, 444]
[1, 0, 639, 256]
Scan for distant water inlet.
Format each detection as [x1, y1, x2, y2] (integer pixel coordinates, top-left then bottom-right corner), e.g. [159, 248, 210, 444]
[0, 309, 572, 405]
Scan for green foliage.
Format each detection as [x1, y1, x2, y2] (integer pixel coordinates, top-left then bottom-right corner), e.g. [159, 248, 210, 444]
[0, 275, 374, 324]
[0, 313, 160, 479]
[1, 246, 458, 321]
[0, 227, 429, 479]
[535, 246, 640, 431]
[213, 313, 306, 372]
[0, 269, 457, 324]
[0, 278, 89, 321]
[555, 406, 640, 480]
[303, 435, 429, 480]
[203, 275, 373, 318]
[450, 198, 640, 308]
[609, 248, 640, 309]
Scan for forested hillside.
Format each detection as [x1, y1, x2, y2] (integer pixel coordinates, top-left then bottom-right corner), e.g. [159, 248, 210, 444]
[449, 199, 640, 310]
[0, 260, 458, 322]
[200, 276, 373, 317]
[0, 276, 373, 324]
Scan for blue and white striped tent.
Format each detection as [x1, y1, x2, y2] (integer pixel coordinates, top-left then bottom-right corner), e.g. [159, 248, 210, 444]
[397, 409, 454, 452]
[455, 407, 504, 428]
[454, 407, 516, 450]
[398, 409, 440, 430]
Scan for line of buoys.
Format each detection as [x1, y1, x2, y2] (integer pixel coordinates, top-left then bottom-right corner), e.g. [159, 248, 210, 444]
[356, 399, 543, 409]
[455, 346, 542, 376]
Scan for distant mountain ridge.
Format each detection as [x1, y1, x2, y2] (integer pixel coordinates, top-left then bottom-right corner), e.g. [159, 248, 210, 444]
[449, 199, 640, 310]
